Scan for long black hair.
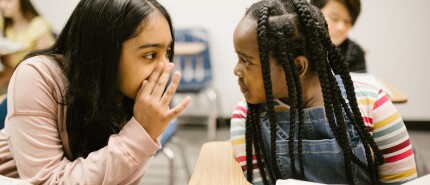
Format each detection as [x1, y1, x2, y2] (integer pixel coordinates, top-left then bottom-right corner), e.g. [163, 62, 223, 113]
[243, 0, 384, 184]
[26, 0, 174, 159]
[2, 0, 40, 35]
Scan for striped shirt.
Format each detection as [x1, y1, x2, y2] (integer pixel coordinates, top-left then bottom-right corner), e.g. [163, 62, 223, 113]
[230, 81, 417, 184]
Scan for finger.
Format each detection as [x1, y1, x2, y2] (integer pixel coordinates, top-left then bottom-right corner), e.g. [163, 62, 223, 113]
[160, 71, 181, 106]
[135, 80, 148, 100]
[142, 62, 164, 95]
[152, 63, 174, 99]
[167, 96, 191, 120]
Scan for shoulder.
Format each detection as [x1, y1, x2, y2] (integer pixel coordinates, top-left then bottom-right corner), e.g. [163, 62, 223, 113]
[346, 38, 365, 54]
[9, 55, 66, 115]
[15, 55, 63, 81]
[352, 81, 381, 101]
[232, 100, 248, 119]
[29, 16, 52, 28]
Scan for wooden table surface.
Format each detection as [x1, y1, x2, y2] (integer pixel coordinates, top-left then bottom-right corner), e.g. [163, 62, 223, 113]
[189, 141, 251, 185]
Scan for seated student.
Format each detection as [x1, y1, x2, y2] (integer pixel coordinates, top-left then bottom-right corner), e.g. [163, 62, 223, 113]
[311, 0, 367, 73]
[0, 0, 55, 92]
[230, 0, 417, 184]
[0, 0, 190, 184]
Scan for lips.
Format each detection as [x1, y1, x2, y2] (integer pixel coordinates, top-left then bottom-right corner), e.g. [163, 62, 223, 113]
[238, 80, 248, 93]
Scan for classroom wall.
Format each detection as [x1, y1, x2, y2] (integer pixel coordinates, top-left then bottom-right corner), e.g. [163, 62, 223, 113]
[32, 0, 430, 121]
[349, 0, 430, 121]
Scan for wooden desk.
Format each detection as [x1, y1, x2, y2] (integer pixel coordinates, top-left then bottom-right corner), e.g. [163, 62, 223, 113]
[189, 141, 251, 185]
[350, 73, 408, 104]
[380, 80, 408, 104]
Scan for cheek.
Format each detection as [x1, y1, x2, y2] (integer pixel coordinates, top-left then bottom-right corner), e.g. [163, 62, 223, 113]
[127, 70, 150, 97]
[270, 67, 288, 98]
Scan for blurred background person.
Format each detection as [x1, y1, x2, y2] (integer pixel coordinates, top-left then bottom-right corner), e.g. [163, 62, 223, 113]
[0, 0, 55, 93]
[311, 0, 367, 73]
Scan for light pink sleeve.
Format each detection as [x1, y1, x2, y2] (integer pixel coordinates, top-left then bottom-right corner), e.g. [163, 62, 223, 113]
[6, 58, 161, 184]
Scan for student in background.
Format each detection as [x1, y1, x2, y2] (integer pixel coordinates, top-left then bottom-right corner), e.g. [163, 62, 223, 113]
[0, 0, 190, 184]
[0, 0, 55, 92]
[311, 0, 367, 73]
[230, 0, 417, 184]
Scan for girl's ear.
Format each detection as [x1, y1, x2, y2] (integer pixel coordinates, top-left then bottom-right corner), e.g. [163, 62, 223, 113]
[294, 55, 309, 79]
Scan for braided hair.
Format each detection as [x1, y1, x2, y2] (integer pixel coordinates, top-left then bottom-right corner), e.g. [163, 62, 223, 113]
[243, 0, 384, 184]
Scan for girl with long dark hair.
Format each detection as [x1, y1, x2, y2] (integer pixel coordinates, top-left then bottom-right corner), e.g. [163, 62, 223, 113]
[0, 0, 190, 184]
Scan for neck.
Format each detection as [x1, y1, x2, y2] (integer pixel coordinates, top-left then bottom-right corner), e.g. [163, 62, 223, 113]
[301, 74, 324, 108]
[11, 13, 30, 27]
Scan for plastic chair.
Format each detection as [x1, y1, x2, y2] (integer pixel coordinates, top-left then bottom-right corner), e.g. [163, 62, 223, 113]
[173, 29, 218, 140]
[159, 118, 190, 185]
[0, 97, 7, 129]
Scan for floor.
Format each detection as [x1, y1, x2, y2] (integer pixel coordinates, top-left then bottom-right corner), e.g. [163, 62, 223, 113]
[139, 121, 430, 185]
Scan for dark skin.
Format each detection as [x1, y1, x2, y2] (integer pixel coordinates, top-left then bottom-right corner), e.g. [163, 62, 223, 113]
[233, 16, 324, 108]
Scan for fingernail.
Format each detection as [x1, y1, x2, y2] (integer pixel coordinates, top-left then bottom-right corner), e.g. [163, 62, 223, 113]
[167, 63, 174, 69]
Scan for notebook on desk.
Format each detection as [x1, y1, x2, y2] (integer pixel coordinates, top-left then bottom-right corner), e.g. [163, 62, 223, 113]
[0, 37, 26, 55]
[276, 179, 337, 185]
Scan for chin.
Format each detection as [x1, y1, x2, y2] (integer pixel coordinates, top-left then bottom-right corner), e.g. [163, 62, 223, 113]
[244, 98, 262, 105]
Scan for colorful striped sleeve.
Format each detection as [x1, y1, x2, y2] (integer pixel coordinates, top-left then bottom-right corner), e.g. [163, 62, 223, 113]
[230, 100, 264, 185]
[361, 86, 418, 184]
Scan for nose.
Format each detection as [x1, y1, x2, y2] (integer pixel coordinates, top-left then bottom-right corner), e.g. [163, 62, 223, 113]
[335, 20, 352, 34]
[234, 62, 243, 77]
[161, 55, 170, 66]
[335, 21, 347, 32]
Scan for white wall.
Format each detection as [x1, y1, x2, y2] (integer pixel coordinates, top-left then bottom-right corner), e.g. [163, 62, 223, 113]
[31, 0, 430, 121]
[31, 0, 80, 33]
[349, 0, 430, 121]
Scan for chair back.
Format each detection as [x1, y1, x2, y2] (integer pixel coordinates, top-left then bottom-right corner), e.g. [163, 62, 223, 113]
[174, 29, 212, 92]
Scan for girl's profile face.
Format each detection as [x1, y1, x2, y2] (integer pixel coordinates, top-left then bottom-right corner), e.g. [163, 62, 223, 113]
[321, 0, 352, 45]
[0, 0, 20, 18]
[233, 17, 288, 104]
[118, 12, 172, 99]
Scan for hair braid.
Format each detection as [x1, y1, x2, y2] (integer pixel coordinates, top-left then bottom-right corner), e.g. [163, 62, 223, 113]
[316, 11, 384, 184]
[245, 104, 255, 182]
[251, 104, 273, 184]
[288, 46, 306, 181]
[275, 30, 299, 179]
[257, 4, 282, 179]
[292, 0, 358, 183]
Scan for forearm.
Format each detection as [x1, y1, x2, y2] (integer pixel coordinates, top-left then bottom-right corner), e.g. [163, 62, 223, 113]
[8, 116, 160, 184]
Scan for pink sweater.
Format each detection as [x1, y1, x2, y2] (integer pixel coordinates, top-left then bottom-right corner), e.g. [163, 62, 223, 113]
[0, 56, 161, 184]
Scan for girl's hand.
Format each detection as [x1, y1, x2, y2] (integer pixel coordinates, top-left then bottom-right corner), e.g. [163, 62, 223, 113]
[133, 62, 191, 140]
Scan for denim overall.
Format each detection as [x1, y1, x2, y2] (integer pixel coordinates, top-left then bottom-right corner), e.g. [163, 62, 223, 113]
[259, 77, 371, 184]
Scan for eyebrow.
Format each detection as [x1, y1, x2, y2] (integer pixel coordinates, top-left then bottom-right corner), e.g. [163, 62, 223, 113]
[136, 43, 163, 50]
[136, 41, 173, 50]
[235, 51, 254, 59]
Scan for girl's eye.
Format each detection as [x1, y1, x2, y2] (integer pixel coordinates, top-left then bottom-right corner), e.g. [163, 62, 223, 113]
[165, 47, 172, 58]
[144, 53, 156, 60]
[329, 15, 339, 22]
[241, 58, 250, 65]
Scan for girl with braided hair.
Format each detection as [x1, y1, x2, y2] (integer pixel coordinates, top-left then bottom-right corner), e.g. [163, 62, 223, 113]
[310, 0, 367, 73]
[230, 0, 417, 184]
